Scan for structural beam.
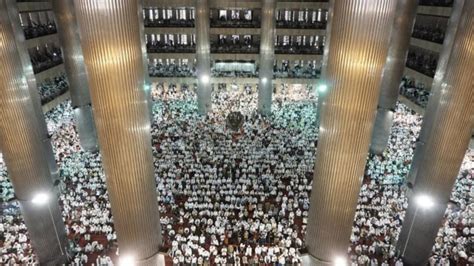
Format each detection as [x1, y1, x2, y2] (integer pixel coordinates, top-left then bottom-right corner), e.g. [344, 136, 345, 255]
[74, 0, 162, 264]
[52, 0, 99, 152]
[407, 0, 465, 185]
[0, 1, 68, 263]
[369, 0, 418, 155]
[195, 0, 212, 114]
[304, 0, 397, 263]
[257, 0, 276, 115]
[5, 0, 59, 181]
[396, 1, 474, 265]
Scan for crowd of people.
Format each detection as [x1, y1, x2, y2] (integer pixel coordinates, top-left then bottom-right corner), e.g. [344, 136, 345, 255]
[0, 84, 472, 265]
[274, 63, 321, 79]
[399, 76, 431, 108]
[29, 45, 63, 74]
[23, 21, 57, 40]
[275, 45, 324, 55]
[406, 48, 438, 78]
[149, 63, 195, 78]
[147, 42, 196, 54]
[37, 73, 69, 104]
[412, 23, 446, 44]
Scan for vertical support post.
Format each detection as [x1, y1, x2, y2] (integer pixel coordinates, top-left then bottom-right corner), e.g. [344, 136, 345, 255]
[0, 1, 68, 263]
[407, 0, 465, 185]
[397, 1, 474, 265]
[304, 0, 397, 263]
[195, 0, 212, 114]
[5, 0, 59, 180]
[369, 0, 418, 155]
[51, 0, 99, 152]
[74, 0, 162, 264]
[257, 0, 276, 115]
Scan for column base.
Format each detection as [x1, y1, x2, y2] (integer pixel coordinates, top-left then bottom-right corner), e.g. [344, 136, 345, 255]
[300, 251, 332, 266]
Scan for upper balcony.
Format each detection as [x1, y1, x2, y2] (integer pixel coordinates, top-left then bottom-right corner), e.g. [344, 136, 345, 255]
[411, 14, 448, 44]
[19, 10, 57, 39]
[406, 45, 439, 78]
[209, 8, 260, 28]
[143, 7, 195, 28]
[211, 35, 259, 54]
[276, 8, 327, 29]
[29, 44, 63, 74]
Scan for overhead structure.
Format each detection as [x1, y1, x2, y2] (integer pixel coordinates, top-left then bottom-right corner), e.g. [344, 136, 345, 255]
[257, 0, 276, 115]
[304, 0, 397, 264]
[369, 0, 418, 154]
[5, 0, 59, 180]
[0, 1, 68, 263]
[397, 1, 474, 265]
[52, 0, 99, 152]
[74, 0, 162, 264]
[195, 0, 212, 114]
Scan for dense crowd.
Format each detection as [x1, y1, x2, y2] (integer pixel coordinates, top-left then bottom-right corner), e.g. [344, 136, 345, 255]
[406, 49, 438, 78]
[149, 63, 195, 78]
[38, 73, 69, 104]
[29, 45, 63, 74]
[147, 42, 196, 54]
[275, 45, 324, 55]
[412, 24, 445, 44]
[399, 77, 431, 108]
[0, 85, 472, 265]
[23, 21, 57, 40]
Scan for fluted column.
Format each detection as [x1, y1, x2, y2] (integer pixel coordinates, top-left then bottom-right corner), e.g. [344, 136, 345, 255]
[369, 0, 418, 155]
[304, 0, 397, 263]
[195, 0, 212, 114]
[0, 1, 68, 264]
[52, 0, 99, 152]
[407, 0, 465, 185]
[315, 0, 334, 128]
[5, 0, 59, 181]
[396, 1, 474, 265]
[257, 0, 276, 115]
[137, 0, 154, 122]
[74, 1, 162, 265]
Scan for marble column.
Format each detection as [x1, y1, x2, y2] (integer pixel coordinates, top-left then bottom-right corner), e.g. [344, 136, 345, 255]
[407, 0, 465, 185]
[0, 1, 68, 263]
[51, 0, 99, 152]
[195, 0, 212, 114]
[304, 0, 397, 263]
[369, 0, 418, 155]
[73, 0, 162, 264]
[257, 0, 276, 115]
[5, 0, 59, 181]
[315, 0, 334, 128]
[396, 1, 474, 265]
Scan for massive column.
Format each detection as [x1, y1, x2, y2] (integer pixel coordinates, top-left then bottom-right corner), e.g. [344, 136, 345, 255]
[304, 0, 397, 263]
[369, 0, 418, 154]
[52, 0, 99, 152]
[5, 0, 59, 181]
[195, 0, 212, 114]
[137, 0, 154, 121]
[0, 1, 68, 264]
[74, 0, 162, 264]
[396, 1, 474, 265]
[407, 0, 465, 185]
[257, 0, 276, 115]
[315, 0, 334, 128]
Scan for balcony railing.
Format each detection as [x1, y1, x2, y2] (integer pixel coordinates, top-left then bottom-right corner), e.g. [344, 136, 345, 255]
[147, 43, 196, 53]
[275, 45, 323, 55]
[276, 20, 326, 29]
[210, 19, 260, 28]
[211, 43, 259, 54]
[23, 23, 57, 39]
[144, 19, 194, 28]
